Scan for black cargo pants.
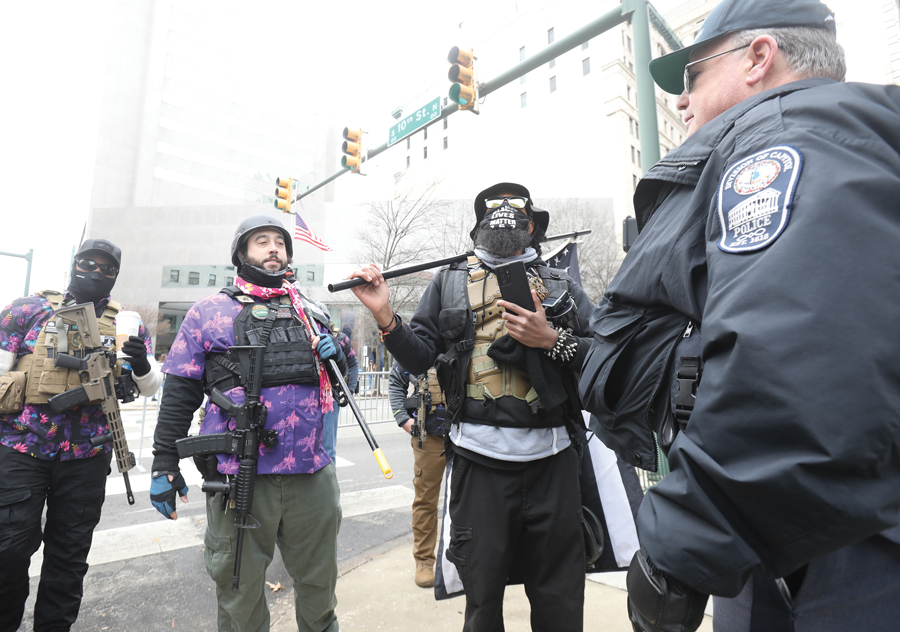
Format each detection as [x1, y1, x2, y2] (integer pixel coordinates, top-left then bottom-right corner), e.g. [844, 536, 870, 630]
[446, 447, 586, 632]
[0, 444, 111, 632]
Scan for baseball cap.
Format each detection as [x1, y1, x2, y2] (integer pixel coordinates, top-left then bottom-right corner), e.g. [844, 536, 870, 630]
[76, 238, 122, 268]
[649, 0, 836, 95]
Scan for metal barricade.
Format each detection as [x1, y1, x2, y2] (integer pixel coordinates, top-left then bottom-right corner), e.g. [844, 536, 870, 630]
[336, 371, 395, 427]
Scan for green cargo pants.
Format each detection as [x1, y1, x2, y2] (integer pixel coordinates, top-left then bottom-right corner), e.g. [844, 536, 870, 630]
[204, 463, 341, 632]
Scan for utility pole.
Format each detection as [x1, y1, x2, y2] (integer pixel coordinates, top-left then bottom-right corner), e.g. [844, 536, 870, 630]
[0, 249, 34, 296]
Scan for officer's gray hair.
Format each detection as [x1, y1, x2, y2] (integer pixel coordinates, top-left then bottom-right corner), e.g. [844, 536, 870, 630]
[730, 27, 846, 82]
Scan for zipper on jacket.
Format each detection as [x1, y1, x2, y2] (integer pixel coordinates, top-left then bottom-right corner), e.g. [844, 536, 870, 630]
[643, 320, 694, 472]
[654, 159, 703, 171]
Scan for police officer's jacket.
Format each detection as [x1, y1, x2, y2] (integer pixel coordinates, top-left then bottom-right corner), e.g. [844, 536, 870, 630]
[579, 78, 900, 597]
[383, 256, 594, 440]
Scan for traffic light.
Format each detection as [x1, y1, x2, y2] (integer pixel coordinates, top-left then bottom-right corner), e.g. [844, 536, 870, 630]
[274, 176, 293, 213]
[342, 128, 362, 172]
[448, 46, 478, 112]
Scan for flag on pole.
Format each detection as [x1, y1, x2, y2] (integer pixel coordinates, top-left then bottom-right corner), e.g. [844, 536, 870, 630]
[543, 239, 582, 285]
[293, 213, 332, 252]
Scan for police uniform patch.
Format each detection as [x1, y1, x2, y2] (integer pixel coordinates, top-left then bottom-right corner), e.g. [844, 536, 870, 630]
[717, 145, 803, 253]
[251, 304, 269, 320]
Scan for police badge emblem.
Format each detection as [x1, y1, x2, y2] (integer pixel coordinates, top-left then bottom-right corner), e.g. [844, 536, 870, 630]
[717, 145, 803, 253]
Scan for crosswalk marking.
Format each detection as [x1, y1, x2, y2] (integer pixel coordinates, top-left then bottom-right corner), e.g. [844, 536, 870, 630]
[29, 484, 412, 577]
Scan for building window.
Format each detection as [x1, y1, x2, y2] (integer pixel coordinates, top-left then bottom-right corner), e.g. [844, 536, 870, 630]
[633, 174, 639, 190]
[636, 122, 640, 139]
[627, 35, 632, 53]
[207, 274, 216, 286]
[443, 97, 448, 106]
[169, 270, 180, 283]
[443, 118, 448, 130]
[637, 149, 641, 163]
[582, 41, 589, 50]
[520, 46, 526, 61]
[626, 86, 632, 102]
[307, 270, 315, 281]
[406, 155, 410, 169]
[423, 126, 428, 140]
[225, 276, 234, 285]
[628, 61, 634, 72]
[631, 146, 636, 163]
[658, 44, 665, 57]
[549, 76, 557, 92]
[629, 117, 634, 135]
[521, 74, 526, 84]
[443, 136, 448, 149]
[188, 271, 200, 285]
[549, 58, 556, 68]
[406, 138, 410, 150]
[423, 146, 428, 159]
[521, 92, 527, 108]
[548, 28, 555, 44]
[582, 58, 590, 75]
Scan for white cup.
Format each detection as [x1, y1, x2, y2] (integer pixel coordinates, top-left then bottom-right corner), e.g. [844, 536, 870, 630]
[116, 310, 142, 356]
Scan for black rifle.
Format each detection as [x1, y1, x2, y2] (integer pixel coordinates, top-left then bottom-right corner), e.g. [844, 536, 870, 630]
[47, 303, 137, 505]
[174, 345, 276, 591]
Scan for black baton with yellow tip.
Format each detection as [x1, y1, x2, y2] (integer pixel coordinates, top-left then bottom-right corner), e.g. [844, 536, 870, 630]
[307, 308, 392, 478]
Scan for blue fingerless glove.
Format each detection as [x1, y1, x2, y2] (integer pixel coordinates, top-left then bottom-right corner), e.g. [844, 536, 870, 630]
[150, 470, 189, 519]
[316, 335, 343, 363]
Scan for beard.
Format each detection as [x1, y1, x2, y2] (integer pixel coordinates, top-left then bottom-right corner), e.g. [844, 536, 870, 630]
[473, 226, 534, 258]
[245, 253, 287, 271]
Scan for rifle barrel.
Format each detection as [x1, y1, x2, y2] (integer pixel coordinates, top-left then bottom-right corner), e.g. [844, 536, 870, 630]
[328, 252, 471, 293]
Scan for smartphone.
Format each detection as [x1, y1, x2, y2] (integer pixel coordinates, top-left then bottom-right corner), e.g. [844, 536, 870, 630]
[495, 260, 536, 314]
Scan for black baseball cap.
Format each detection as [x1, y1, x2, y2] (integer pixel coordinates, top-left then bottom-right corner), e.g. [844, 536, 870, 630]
[76, 239, 122, 268]
[649, 0, 836, 95]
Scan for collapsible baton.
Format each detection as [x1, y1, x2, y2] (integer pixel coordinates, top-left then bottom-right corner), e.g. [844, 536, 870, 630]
[174, 345, 273, 591]
[327, 252, 472, 293]
[306, 309, 392, 479]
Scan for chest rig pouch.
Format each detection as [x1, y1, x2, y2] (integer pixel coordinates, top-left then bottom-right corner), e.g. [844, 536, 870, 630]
[204, 287, 317, 393]
[18, 290, 122, 406]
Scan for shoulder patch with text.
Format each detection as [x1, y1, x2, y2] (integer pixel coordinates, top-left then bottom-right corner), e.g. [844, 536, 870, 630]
[716, 145, 803, 253]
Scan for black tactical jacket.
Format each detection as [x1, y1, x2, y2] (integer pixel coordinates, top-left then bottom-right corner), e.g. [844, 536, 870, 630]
[580, 78, 900, 596]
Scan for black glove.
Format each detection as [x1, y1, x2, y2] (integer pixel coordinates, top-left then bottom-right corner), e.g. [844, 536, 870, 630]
[626, 549, 708, 632]
[122, 335, 151, 377]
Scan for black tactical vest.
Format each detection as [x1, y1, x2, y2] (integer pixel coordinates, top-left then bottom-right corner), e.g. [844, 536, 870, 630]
[203, 287, 325, 393]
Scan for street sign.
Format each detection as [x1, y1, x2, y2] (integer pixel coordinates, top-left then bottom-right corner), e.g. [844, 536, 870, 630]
[388, 97, 441, 146]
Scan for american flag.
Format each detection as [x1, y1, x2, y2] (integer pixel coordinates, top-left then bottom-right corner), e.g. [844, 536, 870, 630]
[293, 213, 332, 252]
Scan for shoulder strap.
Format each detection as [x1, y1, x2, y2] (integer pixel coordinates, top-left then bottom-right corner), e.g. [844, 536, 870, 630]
[37, 290, 64, 310]
[221, 285, 254, 303]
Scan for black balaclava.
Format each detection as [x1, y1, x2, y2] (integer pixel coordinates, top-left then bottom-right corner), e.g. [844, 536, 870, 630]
[67, 263, 117, 304]
[237, 262, 288, 288]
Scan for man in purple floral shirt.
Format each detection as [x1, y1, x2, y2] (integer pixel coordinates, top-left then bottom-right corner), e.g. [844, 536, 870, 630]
[151, 215, 344, 632]
[0, 238, 163, 632]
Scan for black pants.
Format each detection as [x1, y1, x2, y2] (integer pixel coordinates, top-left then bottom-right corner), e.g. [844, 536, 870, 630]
[0, 445, 111, 632]
[446, 447, 585, 632]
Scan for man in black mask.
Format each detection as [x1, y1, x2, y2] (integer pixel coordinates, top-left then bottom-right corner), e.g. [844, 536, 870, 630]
[348, 183, 595, 632]
[0, 238, 163, 632]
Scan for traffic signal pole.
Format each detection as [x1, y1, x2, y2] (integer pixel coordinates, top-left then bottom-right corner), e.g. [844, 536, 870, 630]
[297, 1, 661, 201]
[0, 249, 34, 296]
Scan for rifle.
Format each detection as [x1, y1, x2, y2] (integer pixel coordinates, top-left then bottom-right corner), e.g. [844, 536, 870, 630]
[174, 345, 275, 591]
[415, 376, 429, 449]
[306, 309, 393, 479]
[46, 303, 137, 505]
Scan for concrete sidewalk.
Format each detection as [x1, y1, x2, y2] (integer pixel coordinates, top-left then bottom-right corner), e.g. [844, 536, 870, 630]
[271, 534, 714, 632]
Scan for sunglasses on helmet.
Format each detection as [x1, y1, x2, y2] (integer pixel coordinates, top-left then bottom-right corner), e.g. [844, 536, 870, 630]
[484, 196, 529, 210]
[75, 258, 119, 277]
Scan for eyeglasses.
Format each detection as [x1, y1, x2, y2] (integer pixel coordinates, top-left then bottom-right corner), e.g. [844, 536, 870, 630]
[485, 196, 529, 210]
[683, 44, 751, 93]
[75, 258, 119, 277]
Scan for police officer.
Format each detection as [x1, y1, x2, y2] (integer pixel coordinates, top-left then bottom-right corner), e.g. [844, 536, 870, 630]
[0, 239, 162, 632]
[388, 362, 446, 588]
[578, 1, 900, 630]
[150, 215, 345, 632]
[349, 183, 594, 632]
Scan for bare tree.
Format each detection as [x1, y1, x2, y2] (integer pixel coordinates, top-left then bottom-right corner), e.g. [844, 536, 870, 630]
[535, 198, 623, 303]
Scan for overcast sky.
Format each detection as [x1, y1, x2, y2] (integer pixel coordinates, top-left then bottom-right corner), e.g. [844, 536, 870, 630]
[0, 0, 889, 310]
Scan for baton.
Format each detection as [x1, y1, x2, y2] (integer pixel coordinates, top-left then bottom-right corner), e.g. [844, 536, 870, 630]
[328, 252, 472, 293]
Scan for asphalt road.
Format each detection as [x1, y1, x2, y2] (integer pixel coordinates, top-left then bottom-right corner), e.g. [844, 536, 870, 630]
[15, 401, 418, 632]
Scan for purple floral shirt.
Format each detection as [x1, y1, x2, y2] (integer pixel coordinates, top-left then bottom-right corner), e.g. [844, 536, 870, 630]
[0, 293, 152, 460]
[162, 292, 330, 475]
